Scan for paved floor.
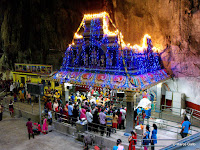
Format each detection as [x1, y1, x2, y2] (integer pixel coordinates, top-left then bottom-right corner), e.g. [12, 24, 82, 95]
[0, 112, 84, 150]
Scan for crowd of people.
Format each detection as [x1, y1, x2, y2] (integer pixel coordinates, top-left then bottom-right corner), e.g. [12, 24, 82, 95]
[112, 123, 157, 150]
[47, 96, 127, 137]
[0, 80, 193, 149]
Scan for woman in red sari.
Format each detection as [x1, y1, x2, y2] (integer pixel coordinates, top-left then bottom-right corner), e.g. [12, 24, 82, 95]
[128, 131, 137, 150]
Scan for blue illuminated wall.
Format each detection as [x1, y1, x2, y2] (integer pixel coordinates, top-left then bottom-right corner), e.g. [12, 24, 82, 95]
[61, 18, 163, 76]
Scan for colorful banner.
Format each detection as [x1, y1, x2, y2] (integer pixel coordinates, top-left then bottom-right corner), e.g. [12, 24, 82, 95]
[53, 69, 170, 91]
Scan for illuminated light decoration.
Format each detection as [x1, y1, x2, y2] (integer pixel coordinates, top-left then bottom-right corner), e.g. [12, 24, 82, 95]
[74, 33, 83, 39]
[54, 12, 170, 91]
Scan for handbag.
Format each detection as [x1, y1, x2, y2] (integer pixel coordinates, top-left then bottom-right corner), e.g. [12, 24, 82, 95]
[142, 136, 150, 145]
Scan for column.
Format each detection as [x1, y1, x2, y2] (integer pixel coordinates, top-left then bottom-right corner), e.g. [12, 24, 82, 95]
[125, 91, 135, 133]
[156, 83, 162, 111]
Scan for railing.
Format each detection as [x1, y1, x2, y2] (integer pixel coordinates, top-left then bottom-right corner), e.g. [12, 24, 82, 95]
[81, 131, 181, 150]
[143, 117, 199, 141]
[53, 112, 185, 149]
[54, 112, 114, 136]
[186, 107, 200, 121]
[1, 95, 40, 115]
[161, 132, 200, 150]
[154, 105, 200, 128]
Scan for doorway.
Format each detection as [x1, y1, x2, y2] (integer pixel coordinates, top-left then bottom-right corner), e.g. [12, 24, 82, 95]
[21, 77, 25, 84]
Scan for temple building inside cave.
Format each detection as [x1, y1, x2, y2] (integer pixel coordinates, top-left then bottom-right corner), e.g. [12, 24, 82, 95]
[55, 12, 170, 91]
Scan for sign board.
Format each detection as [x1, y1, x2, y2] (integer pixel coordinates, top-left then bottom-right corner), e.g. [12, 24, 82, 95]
[64, 83, 73, 91]
[165, 91, 172, 100]
[27, 83, 44, 96]
[15, 63, 53, 75]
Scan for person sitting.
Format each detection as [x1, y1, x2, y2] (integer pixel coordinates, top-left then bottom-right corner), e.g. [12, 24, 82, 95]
[33, 122, 41, 134]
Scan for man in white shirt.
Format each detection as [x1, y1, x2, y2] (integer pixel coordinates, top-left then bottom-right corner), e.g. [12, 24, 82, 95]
[10, 83, 14, 96]
[120, 107, 126, 129]
[86, 109, 93, 131]
[48, 110, 52, 125]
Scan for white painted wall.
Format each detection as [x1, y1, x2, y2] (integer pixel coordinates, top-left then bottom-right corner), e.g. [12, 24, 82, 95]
[165, 77, 200, 105]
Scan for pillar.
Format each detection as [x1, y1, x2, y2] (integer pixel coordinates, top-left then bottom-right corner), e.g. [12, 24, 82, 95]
[156, 83, 162, 111]
[65, 90, 69, 103]
[125, 91, 135, 133]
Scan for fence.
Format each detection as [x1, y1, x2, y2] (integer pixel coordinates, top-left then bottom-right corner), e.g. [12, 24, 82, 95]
[53, 112, 114, 136]
[53, 111, 191, 149]
[1, 96, 39, 114]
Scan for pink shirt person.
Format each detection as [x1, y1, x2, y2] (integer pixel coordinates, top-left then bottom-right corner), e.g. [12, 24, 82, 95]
[42, 118, 48, 132]
[80, 108, 86, 120]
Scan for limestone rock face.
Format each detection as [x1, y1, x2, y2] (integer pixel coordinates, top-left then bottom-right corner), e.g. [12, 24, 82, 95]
[112, 0, 200, 78]
[111, 0, 200, 105]
[0, 0, 199, 82]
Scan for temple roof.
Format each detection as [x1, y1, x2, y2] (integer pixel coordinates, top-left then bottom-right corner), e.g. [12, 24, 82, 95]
[53, 12, 170, 91]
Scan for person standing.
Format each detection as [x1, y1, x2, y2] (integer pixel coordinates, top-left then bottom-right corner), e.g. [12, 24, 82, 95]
[112, 112, 118, 133]
[128, 131, 137, 150]
[143, 125, 150, 150]
[53, 100, 59, 120]
[93, 109, 99, 132]
[9, 100, 14, 117]
[0, 104, 3, 121]
[113, 139, 124, 150]
[27, 92, 31, 104]
[106, 110, 113, 137]
[26, 118, 34, 139]
[80, 106, 87, 120]
[71, 94, 75, 104]
[21, 88, 25, 103]
[68, 102, 73, 124]
[151, 124, 157, 150]
[86, 109, 93, 131]
[180, 116, 191, 138]
[99, 109, 106, 136]
[42, 116, 48, 134]
[48, 110, 52, 125]
[72, 105, 79, 125]
[10, 83, 14, 96]
[120, 107, 126, 129]
[117, 109, 122, 129]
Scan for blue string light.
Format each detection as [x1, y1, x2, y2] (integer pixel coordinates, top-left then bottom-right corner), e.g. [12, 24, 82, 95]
[59, 17, 166, 89]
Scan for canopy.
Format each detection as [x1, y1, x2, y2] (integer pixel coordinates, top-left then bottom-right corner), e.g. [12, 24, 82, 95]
[52, 69, 170, 91]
